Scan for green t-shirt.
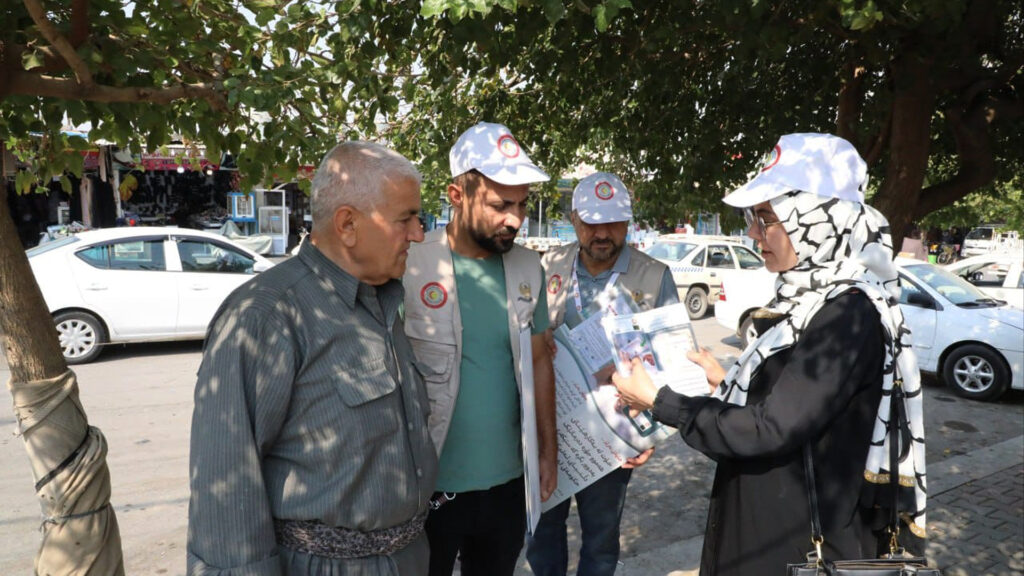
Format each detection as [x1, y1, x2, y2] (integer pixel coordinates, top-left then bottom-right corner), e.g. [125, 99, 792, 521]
[436, 252, 550, 492]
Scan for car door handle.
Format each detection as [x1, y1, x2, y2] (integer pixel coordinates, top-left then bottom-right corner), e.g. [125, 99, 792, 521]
[710, 272, 717, 277]
[189, 285, 210, 291]
[84, 283, 107, 291]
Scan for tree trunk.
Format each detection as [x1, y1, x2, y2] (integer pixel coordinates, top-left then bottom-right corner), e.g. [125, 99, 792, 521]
[0, 186, 67, 382]
[1, 181, 124, 573]
[871, 52, 935, 246]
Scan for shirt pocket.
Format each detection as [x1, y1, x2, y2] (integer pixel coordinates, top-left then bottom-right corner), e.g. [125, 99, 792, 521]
[333, 356, 400, 442]
[409, 339, 456, 416]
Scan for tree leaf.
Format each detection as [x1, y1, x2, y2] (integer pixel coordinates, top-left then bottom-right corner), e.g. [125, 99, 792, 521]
[21, 49, 44, 71]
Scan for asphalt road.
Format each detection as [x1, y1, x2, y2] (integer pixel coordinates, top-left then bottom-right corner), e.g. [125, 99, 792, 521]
[1, 316, 1022, 575]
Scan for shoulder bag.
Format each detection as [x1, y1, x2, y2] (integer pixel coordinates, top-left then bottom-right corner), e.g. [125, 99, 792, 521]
[787, 375, 941, 576]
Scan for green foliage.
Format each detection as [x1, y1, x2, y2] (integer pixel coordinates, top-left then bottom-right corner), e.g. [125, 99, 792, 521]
[2, 0, 1021, 230]
[918, 179, 1024, 233]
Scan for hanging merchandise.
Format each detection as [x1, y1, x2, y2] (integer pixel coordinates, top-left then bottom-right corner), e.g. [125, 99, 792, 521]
[79, 176, 94, 227]
[119, 174, 138, 202]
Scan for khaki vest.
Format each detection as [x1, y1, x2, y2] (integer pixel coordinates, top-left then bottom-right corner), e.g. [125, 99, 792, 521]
[403, 227, 544, 454]
[541, 242, 669, 330]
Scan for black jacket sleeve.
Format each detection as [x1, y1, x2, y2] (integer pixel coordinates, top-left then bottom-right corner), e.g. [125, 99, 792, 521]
[651, 292, 883, 461]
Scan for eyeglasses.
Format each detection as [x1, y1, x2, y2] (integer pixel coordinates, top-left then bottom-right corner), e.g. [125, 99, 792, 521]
[742, 207, 784, 240]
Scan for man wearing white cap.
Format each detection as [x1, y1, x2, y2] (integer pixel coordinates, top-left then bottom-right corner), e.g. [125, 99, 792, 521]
[403, 122, 558, 576]
[527, 172, 677, 576]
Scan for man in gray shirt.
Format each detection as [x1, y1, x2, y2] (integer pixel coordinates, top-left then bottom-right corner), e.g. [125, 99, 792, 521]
[188, 141, 437, 575]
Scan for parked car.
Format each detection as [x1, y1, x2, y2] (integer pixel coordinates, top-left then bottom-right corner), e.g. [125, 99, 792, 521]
[713, 257, 1023, 401]
[643, 234, 765, 319]
[27, 227, 274, 364]
[713, 268, 778, 348]
[945, 254, 1023, 310]
[895, 258, 1022, 401]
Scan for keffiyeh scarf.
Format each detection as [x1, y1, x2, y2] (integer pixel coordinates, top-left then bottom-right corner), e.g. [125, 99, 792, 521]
[714, 190, 927, 538]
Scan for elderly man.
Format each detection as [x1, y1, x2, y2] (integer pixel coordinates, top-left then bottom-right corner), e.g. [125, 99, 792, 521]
[527, 172, 677, 576]
[187, 141, 437, 575]
[403, 122, 558, 576]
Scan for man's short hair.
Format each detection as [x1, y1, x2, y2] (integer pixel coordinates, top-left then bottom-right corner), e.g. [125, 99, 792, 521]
[453, 169, 485, 198]
[310, 141, 421, 233]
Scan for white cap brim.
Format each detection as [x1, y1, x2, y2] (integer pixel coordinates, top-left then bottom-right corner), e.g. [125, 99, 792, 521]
[722, 178, 792, 208]
[473, 163, 550, 186]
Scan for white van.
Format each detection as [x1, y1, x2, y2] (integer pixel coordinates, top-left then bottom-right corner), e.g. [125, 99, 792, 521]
[961, 226, 999, 257]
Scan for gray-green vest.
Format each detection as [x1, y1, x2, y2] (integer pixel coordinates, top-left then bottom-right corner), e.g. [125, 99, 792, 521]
[403, 227, 544, 454]
[541, 242, 668, 330]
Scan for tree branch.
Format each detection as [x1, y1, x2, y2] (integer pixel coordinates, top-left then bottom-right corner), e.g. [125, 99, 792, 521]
[836, 61, 866, 149]
[6, 70, 229, 112]
[22, 0, 94, 86]
[864, 107, 891, 167]
[914, 91, 1022, 218]
[70, 0, 89, 47]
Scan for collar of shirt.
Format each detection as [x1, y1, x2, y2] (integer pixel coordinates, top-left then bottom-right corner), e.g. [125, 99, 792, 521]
[297, 240, 404, 327]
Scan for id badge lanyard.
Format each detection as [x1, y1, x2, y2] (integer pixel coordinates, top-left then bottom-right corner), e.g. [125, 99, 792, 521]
[571, 256, 621, 316]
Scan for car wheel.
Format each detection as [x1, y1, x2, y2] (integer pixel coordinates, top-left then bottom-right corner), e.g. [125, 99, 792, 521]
[685, 287, 708, 319]
[739, 316, 757, 348]
[942, 344, 1010, 401]
[54, 311, 107, 364]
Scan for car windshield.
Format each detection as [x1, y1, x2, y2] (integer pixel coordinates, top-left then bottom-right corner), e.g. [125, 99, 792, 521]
[903, 263, 997, 306]
[965, 227, 994, 240]
[26, 236, 79, 257]
[645, 241, 698, 262]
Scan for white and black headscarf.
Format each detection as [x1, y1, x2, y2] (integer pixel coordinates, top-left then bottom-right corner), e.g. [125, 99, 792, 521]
[714, 190, 928, 538]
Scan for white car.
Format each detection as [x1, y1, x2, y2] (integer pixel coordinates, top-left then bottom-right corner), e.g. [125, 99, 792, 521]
[895, 258, 1022, 401]
[713, 257, 1023, 401]
[27, 227, 274, 364]
[944, 255, 1023, 310]
[644, 235, 765, 319]
[714, 267, 778, 348]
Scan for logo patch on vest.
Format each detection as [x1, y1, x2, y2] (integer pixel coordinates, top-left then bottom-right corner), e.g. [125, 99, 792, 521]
[518, 282, 533, 302]
[548, 274, 563, 294]
[632, 290, 643, 303]
[420, 282, 447, 309]
[594, 181, 614, 200]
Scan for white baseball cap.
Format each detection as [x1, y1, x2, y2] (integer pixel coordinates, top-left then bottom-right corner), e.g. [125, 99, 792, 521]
[573, 172, 633, 224]
[723, 133, 868, 208]
[449, 122, 550, 186]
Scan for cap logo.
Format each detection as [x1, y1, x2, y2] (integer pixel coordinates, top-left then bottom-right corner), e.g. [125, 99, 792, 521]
[420, 282, 447, 309]
[548, 274, 562, 294]
[594, 181, 615, 200]
[497, 134, 520, 158]
[760, 145, 782, 172]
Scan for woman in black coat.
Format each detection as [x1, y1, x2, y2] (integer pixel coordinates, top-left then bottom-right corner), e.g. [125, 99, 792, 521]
[613, 134, 928, 576]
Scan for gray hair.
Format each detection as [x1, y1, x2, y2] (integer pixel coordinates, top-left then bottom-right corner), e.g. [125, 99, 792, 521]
[310, 141, 421, 233]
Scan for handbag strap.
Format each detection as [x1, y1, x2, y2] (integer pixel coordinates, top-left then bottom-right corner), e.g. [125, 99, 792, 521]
[801, 444, 824, 562]
[802, 336, 906, 563]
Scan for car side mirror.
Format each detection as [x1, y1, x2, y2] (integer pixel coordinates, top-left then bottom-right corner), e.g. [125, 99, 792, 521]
[906, 292, 934, 308]
[253, 260, 273, 273]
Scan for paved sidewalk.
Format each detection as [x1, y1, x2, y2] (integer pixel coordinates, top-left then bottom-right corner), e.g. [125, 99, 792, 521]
[514, 436, 1024, 576]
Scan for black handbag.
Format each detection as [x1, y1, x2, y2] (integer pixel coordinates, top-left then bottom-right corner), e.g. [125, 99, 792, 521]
[787, 377, 941, 576]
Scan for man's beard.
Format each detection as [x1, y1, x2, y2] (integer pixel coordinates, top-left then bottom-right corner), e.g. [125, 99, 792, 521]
[472, 225, 518, 254]
[581, 239, 623, 262]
